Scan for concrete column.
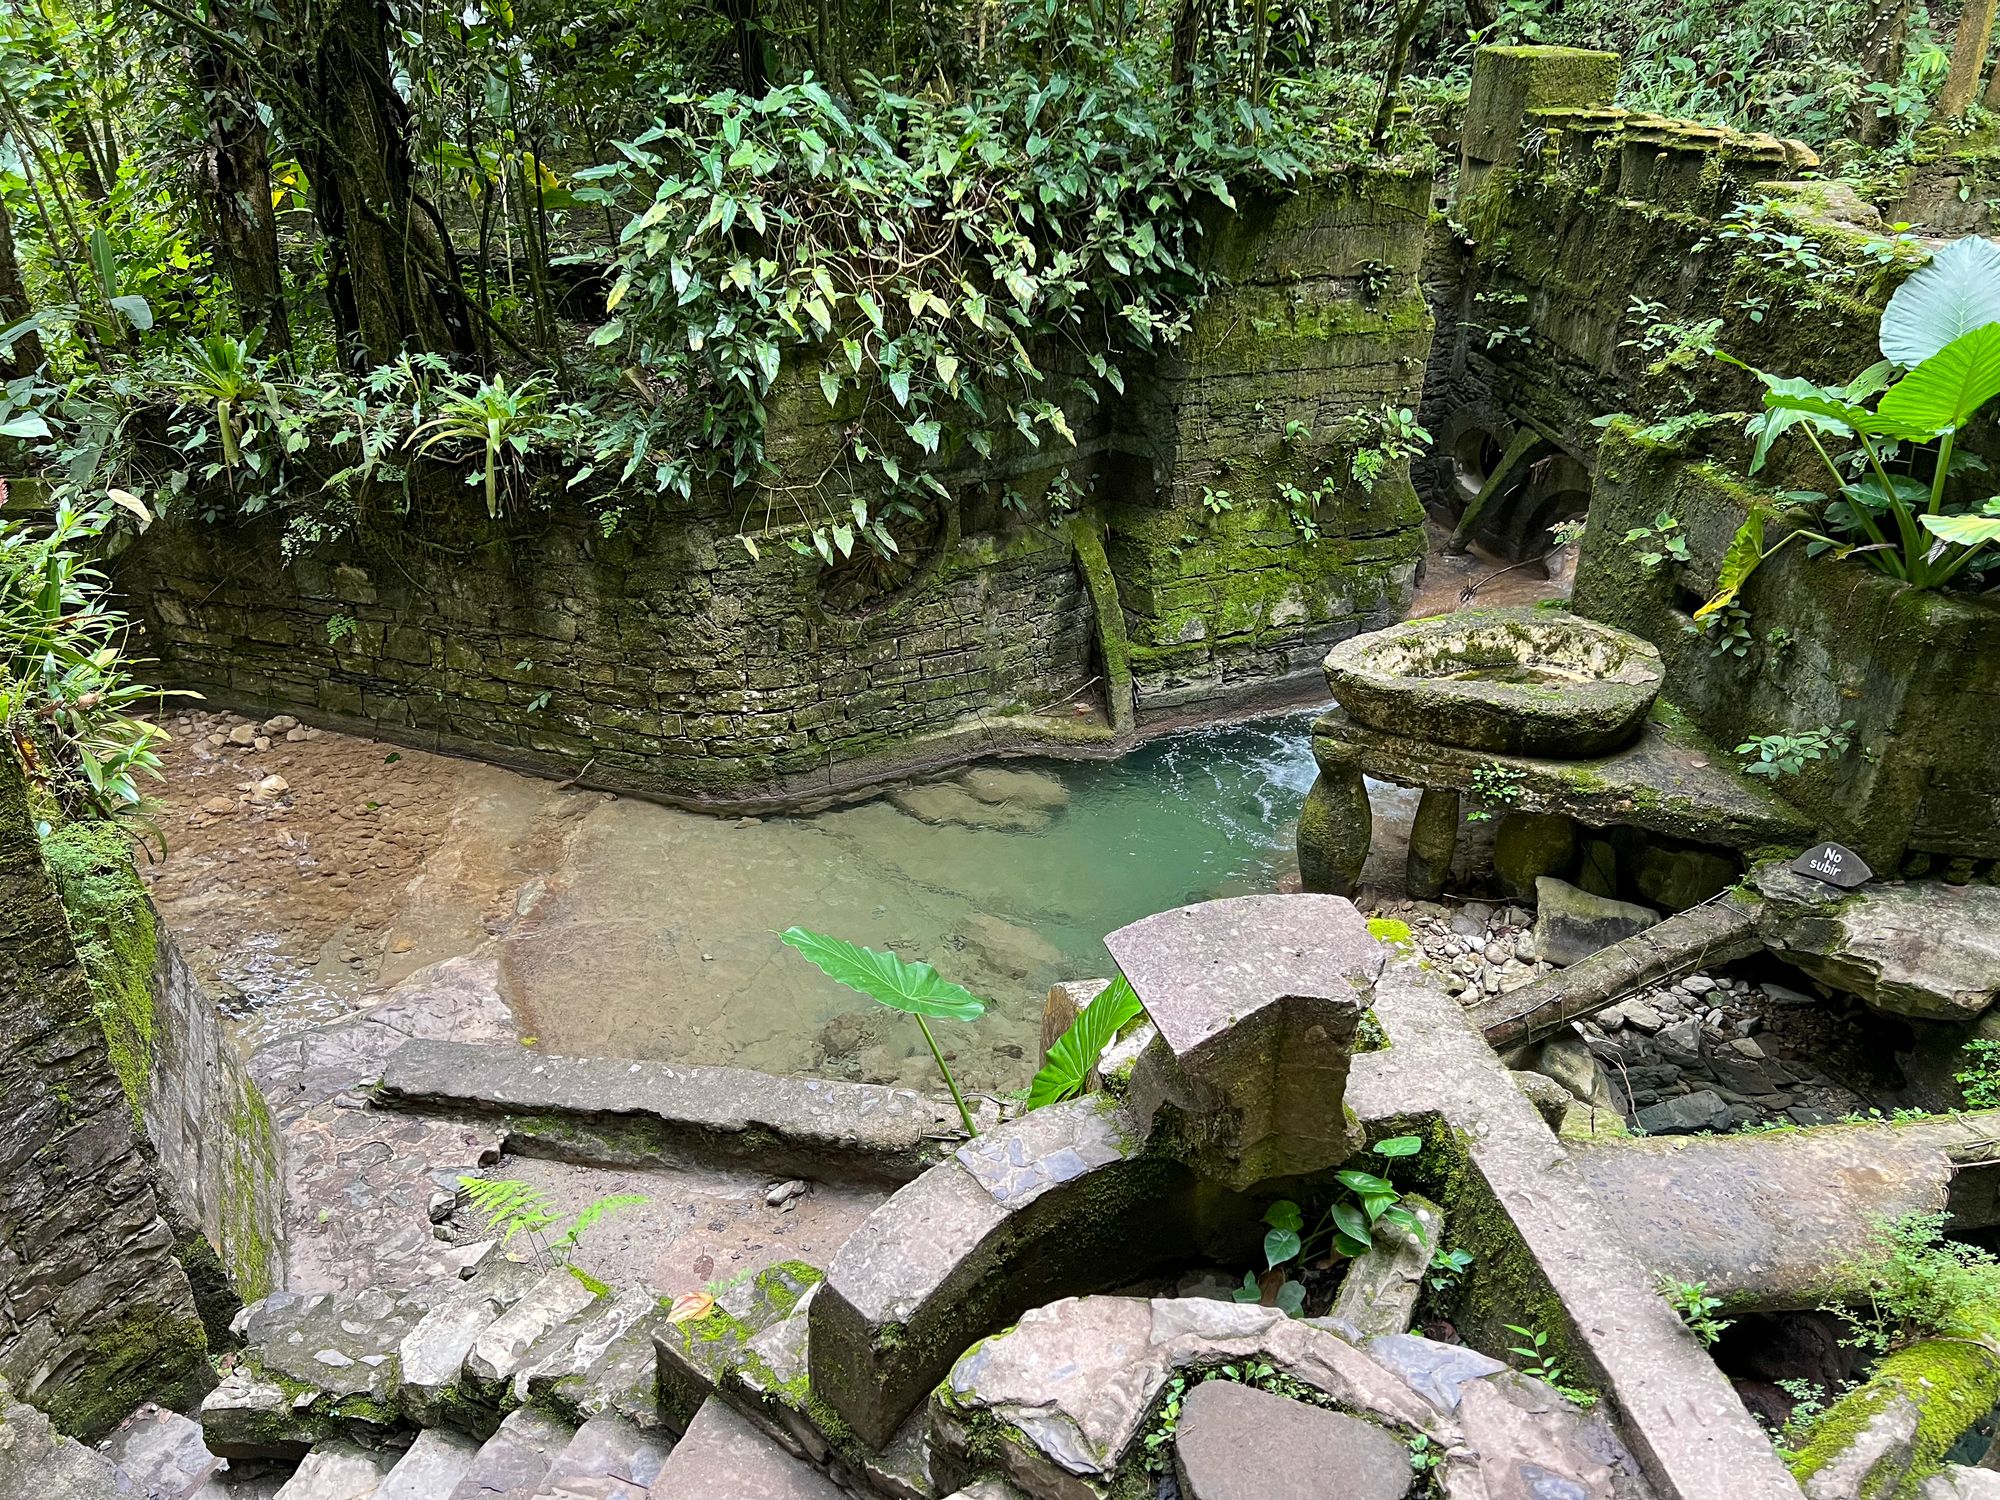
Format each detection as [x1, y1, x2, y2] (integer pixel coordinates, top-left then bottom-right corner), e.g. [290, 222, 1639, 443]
[1297, 763, 1372, 898]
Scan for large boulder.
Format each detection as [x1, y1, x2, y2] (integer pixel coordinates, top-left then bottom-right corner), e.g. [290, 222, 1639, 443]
[1759, 872, 2000, 1021]
[1532, 877, 1659, 966]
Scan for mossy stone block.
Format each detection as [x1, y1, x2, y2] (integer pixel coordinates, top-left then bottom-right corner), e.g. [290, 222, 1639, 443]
[1464, 46, 1622, 167]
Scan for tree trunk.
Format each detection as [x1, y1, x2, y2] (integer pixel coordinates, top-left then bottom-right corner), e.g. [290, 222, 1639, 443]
[1169, 0, 1203, 90]
[1856, 0, 1913, 145]
[1939, 0, 1996, 120]
[194, 38, 291, 353]
[0, 194, 44, 379]
[1371, 0, 1430, 147]
[290, 0, 463, 364]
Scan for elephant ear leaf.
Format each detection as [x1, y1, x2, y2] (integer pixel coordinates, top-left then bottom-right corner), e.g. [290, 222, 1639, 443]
[778, 927, 986, 1021]
[1026, 975, 1144, 1108]
[1921, 511, 2000, 548]
[1880, 235, 2000, 369]
[1695, 506, 1767, 622]
[1875, 322, 2000, 439]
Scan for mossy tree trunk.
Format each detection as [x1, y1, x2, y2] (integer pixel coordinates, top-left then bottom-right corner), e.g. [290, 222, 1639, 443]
[194, 27, 291, 353]
[1939, 0, 1996, 119]
[0, 193, 44, 379]
[288, 0, 470, 364]
[1856, 0, 1913, 145]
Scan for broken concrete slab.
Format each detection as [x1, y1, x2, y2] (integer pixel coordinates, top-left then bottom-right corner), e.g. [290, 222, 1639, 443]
[928, 1296, 1442, 1498]
[1365, 1335, 1508, 1414]
[270, 1441, 397, 1500]
[100, 1403, 223, 1499]
[1109, 894, 1378, 1189]
[445, 1406, 572, 1500]
[374, 1429, 481, 1500]
[374, 1041, 961, 1184]
[523, 1287, 666, 1429]
[658, 1262, 823, 1431]
[646, 1398, 842, 1499]
[465, 1271, 602, 1393]
[1758, 871, 2000, 1021]
[1323, 1195, 1443, 1342]
[1172, 1379, 1413, 1500]
[398, 1261, 545, 1426]
[1533, 877, 1659, 966]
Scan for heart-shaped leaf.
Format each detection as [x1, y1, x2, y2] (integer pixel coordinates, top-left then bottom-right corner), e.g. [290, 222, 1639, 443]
[779, 927, 985, 1021]
[1263, 1227, 1301, 1269]
[1880, 235, 2000, 368]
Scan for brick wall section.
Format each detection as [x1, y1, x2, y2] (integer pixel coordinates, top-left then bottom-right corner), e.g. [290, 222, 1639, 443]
[0, 761, 209, 1437]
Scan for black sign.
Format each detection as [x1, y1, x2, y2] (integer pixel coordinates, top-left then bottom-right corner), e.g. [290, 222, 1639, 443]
[1789, 841, 1873, 889]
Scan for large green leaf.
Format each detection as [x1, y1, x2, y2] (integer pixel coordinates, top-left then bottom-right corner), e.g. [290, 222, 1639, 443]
[1694, 507, 1767, 621]
[1875, 323, 2000, 439]
[1026, 975, 1144, 1109]
[1921, 511, 2000, 548]
[778, 927, 986, 1021]
[1880, 236, 2000, 369]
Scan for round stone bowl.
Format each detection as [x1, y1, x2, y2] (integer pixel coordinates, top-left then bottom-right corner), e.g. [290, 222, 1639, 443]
[1323, 607, 1664, 757]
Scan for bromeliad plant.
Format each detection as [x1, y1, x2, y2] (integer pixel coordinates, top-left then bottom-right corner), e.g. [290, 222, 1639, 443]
[1237, 1134, 1426, 1317]
[1699, 235, 2000, 619]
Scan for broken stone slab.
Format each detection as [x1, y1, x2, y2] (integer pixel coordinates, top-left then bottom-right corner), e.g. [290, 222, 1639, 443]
[658, 1261, 824, 1431]
[443, 1405, 573, 1499]
[1471, 894, 1761, 1050]
[271, 1441, 397, 1500]
[533, 1413, 671, 1499]
[524, 1287, 667, 1429]
[1172, 1379, 1413, 1500]
[205, 1286, 443, 1457]
[0, 1377, 133, 1499]
[1321, 1194, 1443, 1343]
[374, 1428, 481, 1500]
[1568, 1121, 1964, 1309]
[1448, 1371, 1637, 1500]
[1791, 1334, 2000, 1500]
[1364, 1335, 1508, 1415]
[398, 1260, 545, 1426]
[1532, 877, 1660, 967]
[809, 1093, 1210, 1450]
[464, 1271, 603, 1394]
[647, 1397, 843, 1499]
[927, 1296, 1444, 1499]
[374, 1040, 960, 1184]
[1923, 1468, 2000, 1500]
[1109, 894, 1380, 1190]
[100, 1403, 223, 1499]
[1757, 870, 2000, 1021]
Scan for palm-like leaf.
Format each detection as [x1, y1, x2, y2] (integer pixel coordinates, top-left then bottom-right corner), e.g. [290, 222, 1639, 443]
[1880, 236, 2000, 369]
[779, 927, 986, 1020]
[1026, 975, 1144, 1108]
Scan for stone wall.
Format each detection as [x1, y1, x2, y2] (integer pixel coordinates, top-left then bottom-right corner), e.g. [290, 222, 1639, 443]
[0, 764, 210, 1437]
[1576, 425, 2000, 869]
[42, 823, 287, 1313]
[110, 167, 1436, 804]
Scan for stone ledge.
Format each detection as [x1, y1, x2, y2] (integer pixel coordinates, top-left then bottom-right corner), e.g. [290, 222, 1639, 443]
[1312, 704, 1812, 850]
[373, 1040, 967, 1185]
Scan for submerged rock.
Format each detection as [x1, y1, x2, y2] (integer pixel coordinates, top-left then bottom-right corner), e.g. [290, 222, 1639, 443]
[889, 781, 1050, 832]
[959, 765, 1071, 812]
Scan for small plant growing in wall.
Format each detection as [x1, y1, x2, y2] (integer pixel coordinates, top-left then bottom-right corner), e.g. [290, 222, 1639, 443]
[1618, 509, 1691, 570]
[780, 927, 986, 1136]
[1238, 1135, 1425, 1317]
[1504, 1324, 1596, 1407]
[1955, 1039, 2000, 1108]
[1734, 722, 1853, 779]
[1659, 1278, 1732, 1347]
[1348, 406, 1431, 494]
[1465, 762, 1525, 822]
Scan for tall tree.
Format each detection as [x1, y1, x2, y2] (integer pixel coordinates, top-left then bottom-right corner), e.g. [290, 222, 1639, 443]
[0, 194, 44, 379]
[1939, 0, 1996, 119]
[192, 15, 290, 352]
[1856, 0, 1914, 145]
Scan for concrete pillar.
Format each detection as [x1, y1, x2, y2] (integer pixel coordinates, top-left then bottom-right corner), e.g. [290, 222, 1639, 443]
[1406, 788, 1459, 900]
[1297, 763, 1372, 898]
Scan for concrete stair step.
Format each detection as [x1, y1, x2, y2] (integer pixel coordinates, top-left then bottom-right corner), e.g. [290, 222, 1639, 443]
[656, 1262, 821, 1430]
[530, 1414, 672, 1499]
[270, 1441, 398, 1500]
[398, 1262, 547, 1426]
[465, 1272, 603, 1395]
[373, 1429, 482, 1500]
[100, 1403, 225, 1499]
[522, 1287, 666, 1428]
[646, 1399, 841, 1499]
[445, 1407, 575, 1500]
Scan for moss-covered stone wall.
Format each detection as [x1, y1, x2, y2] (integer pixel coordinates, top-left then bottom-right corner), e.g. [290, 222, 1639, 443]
[1576, 424, 2000, 868]
[0, 763, 210, 1438]
[110, 167, 1436, 803]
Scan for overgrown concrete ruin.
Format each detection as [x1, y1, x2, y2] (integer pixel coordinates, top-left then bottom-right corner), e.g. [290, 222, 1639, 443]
[6, 40, 2000, 1500]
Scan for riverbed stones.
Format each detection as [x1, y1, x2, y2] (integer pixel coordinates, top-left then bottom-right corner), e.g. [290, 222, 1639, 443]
[1531, 877, 1659, 965]
[1758, 872, 2000, 1021]
[1172, 1380, 1413, 1500]
[1297, 761, 1372, 898]
[1406, 788, 1459, 900]
[1108, 894, 1378, 1190]
[960, 766, 1071, 813]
